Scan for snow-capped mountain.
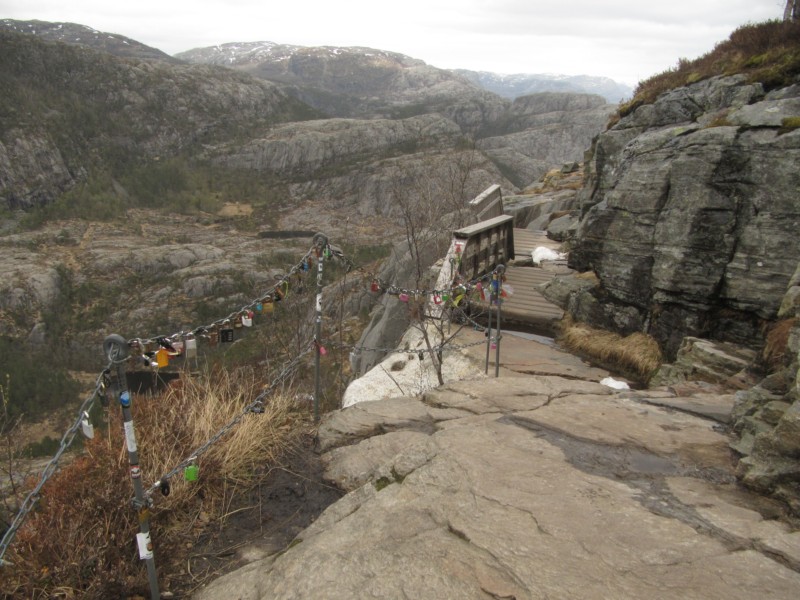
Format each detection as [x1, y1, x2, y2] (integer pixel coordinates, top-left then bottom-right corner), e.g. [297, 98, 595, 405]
[453, 70, 633, 103]
[0, 19, 179, 62]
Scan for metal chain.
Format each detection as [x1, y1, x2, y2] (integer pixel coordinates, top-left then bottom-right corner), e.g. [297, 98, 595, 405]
[130, 247, 319, 349]
[345, 258, 504, 299]
[142, 344, 314, 500]
[0, 364, 112, 566]
[0, 241, 482, 565]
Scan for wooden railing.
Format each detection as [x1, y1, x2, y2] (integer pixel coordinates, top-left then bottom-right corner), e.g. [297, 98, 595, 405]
[428, 187, 513, 318]
[453, 214, 515, 282]
[468, 184, 504, 221]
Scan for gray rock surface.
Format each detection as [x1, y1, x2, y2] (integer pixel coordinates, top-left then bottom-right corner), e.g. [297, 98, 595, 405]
[195, 367, 800, 600]
[478, 93, 614, 187]
[650, 337, 757, 388]
[569, 76, 800, 358]
[731, 265, 800, 512]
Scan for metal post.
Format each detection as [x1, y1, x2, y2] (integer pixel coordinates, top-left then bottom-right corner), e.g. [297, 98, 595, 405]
[484, 282, 493, 375]
[103, 334, 160, 600]
[494, 265, 505, 378]
[312, 233, 327, 422]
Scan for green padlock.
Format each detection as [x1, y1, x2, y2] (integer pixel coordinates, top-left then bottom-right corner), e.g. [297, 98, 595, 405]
[184, 464, 199, 482]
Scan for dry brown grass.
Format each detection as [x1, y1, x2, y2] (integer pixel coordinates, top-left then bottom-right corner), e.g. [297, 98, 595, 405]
[2, 366, 302, 598]
[611, 20, 800, 125]
[559, 318, 663, 382]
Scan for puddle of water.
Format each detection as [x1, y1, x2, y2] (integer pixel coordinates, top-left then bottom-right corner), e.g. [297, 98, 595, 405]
[500, 414, 680, 479]
[504, 330, 556, 347]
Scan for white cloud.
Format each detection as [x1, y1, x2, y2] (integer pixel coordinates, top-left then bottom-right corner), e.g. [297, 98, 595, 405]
[0, 0, 786, 85]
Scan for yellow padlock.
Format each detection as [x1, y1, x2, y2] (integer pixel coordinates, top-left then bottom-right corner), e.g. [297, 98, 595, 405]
[155, 348, 169, 368]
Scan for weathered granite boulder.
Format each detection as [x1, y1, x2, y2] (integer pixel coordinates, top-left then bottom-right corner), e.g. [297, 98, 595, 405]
[732, 266, 800, 513]
[650, 337, 757, 388]
[569, 76, 800, 359]
[546, 211, 579, 242]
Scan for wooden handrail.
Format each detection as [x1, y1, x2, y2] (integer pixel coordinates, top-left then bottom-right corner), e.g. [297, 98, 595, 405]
[428, 186, 513, 317]
[453, 215, 514, 282]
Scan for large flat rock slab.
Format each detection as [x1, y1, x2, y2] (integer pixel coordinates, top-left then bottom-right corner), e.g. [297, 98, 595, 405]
[195, 376, 800, 600]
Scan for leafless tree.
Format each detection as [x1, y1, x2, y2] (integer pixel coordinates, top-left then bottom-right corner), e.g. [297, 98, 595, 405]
[390, 151, 480, 385]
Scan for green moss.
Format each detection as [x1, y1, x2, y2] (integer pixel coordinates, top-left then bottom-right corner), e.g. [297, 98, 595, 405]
[779, 116, 800, 135]
[781, 116, 800, 129]
[374, 477, 393, 491]
[685, 72, 703, 84]
[745, 53, 769, 68]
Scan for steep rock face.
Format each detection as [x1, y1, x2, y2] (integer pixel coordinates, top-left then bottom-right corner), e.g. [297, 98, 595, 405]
[731, 269, 800, 512]
[211, 114, 513, 215]
[569, 76, 800, 358]
[478, 92, 614, 187]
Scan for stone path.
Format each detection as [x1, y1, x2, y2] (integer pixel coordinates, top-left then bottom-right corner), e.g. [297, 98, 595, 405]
[195, 335, 800, 600]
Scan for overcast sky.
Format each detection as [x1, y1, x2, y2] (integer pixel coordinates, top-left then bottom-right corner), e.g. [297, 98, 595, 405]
[0, 0, 787, 86]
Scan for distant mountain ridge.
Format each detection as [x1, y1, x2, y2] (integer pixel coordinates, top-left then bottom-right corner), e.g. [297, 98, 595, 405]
[0, 20, 615, 213]
[176, 41, 501, 131]
[0, 18, 179, 62]
[453, 70, 633, 103]
[177, 41, 426, 70]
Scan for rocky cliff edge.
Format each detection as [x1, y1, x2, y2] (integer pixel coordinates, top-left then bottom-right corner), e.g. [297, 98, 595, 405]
[194, 331, 800, 599]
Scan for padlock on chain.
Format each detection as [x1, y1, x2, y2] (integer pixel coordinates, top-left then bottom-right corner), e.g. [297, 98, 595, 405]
[81, 411, 94, 439]
[184, 463, 199, 482]
[155, 348, 169, 368]
[185, 334, 198, 359]
[220, 321, 234, 343]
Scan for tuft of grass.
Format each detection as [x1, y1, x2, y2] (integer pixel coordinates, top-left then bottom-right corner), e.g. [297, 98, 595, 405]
[613, 19, 800, 124]
[2, 366, 302, 598]
[558, 318, 663, 383]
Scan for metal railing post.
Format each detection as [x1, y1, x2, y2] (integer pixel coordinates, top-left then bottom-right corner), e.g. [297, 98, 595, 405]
[484, 284, 493, 375]
[494, 265, 505, 378]
[312, 233, 328, 422]
[103, 334, 160, 600]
